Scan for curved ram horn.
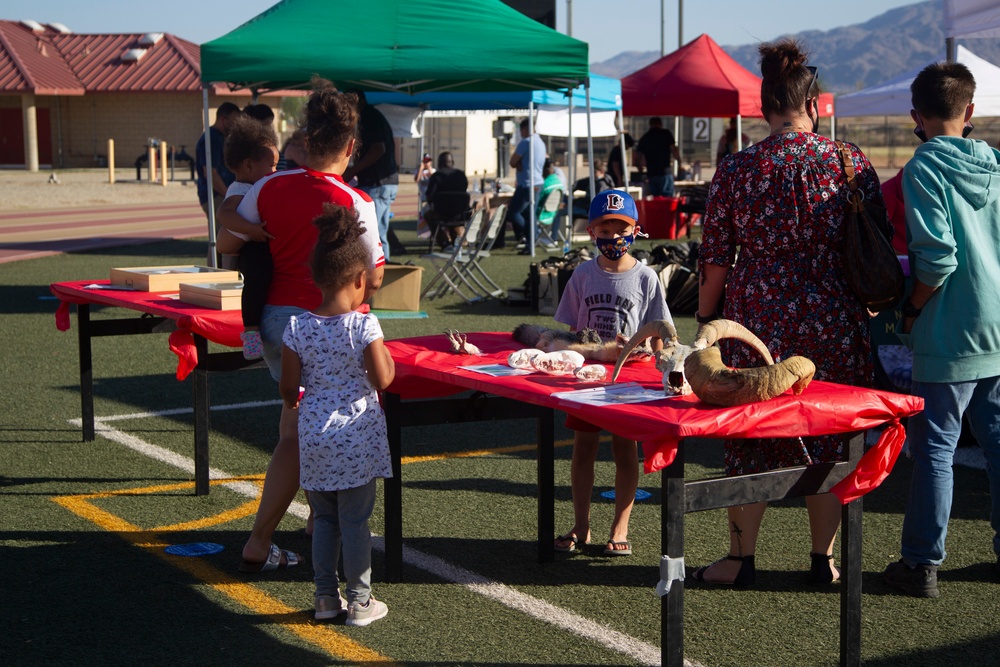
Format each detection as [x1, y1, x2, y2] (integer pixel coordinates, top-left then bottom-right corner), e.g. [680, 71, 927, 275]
[683, 347, 816, 406]
[611, 320, 678, 382]
[693, 319, 775, 365]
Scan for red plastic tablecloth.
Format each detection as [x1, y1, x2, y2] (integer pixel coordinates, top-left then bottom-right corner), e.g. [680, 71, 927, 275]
[386, 332, 924, 503]
[51, 280, 244, 381]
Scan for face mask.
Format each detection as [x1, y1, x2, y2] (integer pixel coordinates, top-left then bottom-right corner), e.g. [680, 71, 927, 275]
[595, 233, 636, 261]
[914, 122, 974, 143]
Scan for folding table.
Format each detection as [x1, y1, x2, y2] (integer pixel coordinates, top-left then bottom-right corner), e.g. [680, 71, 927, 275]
[382, 332, 922, 667]
[50, 279, 258, 495]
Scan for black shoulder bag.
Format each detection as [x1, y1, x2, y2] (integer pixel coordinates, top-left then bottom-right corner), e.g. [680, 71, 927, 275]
[836, 141, 905, 312]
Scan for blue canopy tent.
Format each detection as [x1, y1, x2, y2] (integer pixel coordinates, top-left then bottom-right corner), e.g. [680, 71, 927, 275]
[370, 75, 623, 238]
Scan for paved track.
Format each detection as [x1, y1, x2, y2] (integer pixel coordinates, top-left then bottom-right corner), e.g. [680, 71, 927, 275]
[0, 193, 419, 264]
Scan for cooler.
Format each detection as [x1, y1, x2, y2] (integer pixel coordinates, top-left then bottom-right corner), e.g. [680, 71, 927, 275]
[637, 196, 680, 239]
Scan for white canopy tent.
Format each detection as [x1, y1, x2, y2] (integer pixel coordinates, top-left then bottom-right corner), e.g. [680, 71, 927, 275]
[835, 45, 1000, 117]
[945, 0, 1000, 38]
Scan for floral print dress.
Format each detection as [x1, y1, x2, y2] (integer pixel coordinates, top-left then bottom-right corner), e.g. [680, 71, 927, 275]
[283, 310, 391, 491]
[700, 132, 879, 475]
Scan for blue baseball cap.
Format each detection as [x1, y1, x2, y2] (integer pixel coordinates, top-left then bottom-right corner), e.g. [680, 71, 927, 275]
[589, 190, 638, 225]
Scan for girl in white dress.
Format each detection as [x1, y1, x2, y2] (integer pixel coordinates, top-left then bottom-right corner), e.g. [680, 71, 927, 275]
[279, 203, 395, 626]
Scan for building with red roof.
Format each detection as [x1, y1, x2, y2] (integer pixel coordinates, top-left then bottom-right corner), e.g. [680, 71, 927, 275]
[0, 19, 291, 170]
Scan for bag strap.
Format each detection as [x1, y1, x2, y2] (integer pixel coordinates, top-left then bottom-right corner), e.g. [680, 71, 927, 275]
[836, 140, 864, 212]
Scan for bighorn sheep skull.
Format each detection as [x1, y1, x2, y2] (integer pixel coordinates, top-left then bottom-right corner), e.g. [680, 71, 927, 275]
[611, 319, 816, 406]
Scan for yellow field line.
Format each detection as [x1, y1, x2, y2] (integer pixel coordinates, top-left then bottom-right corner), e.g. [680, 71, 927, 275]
[52, 487, 396, 665]
[47, 437, 589, 663]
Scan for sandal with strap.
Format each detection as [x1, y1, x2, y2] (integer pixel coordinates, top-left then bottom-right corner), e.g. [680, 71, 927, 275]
[554, 532, 589, 553]
[691, 554, 756, 588]
[238, 543, 303, 573]
[806, 552, 840, 585]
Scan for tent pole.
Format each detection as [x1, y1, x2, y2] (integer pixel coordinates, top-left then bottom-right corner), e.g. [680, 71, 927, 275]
[586, 84, 595, 201]
[529, 101, 536, 258]
[830, 114, 836, 141]
[568, 89, 575, 196]
[203, 87, 218, 268]
[736, 115, 743, 152]
[618, 109, 629, 190]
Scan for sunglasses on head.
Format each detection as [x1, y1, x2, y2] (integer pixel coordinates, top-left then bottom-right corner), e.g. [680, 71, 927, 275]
[806, 65, 819, 94]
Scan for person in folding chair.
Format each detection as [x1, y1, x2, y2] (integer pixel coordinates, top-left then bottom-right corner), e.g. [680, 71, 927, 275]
[520, 159, 564, 254]
[423, 152, 471, 252]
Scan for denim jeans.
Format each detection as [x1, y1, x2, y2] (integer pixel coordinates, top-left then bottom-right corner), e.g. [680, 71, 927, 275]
[647, 173, 675, 198]
[901, 375, 1000, 565]
[507, 185, 541, 243]
[309, 480, 377, 605]
[359, 184, 398, 262]
[259, 304, 307, 382]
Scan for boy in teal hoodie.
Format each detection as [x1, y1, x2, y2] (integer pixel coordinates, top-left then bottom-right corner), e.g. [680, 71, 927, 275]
[883, 62, 1000, 598]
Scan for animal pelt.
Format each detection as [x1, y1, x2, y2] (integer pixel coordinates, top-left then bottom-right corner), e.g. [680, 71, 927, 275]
[512, 324, 650, 363]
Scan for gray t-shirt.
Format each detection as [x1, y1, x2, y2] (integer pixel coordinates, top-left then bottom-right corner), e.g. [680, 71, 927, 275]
[554, 258, 672, 341]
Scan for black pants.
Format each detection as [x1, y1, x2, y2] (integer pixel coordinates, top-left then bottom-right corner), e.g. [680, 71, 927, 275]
[237, 241, 273, 328]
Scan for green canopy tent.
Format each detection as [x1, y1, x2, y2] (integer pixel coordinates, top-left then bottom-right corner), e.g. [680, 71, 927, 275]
[198, 0, 591, 261]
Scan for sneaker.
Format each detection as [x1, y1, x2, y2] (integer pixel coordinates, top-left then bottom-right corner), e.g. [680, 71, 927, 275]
[515, 238, 528, 250]
[345, 595, 388, 627]
[883, 559, 939, 598]
[315, 593, 348, 620]
[542, 241, 558, 251]
[240, 330, 263, 360]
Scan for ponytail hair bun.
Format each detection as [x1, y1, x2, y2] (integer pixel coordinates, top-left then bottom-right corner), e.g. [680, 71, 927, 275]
[310, 203, 369, 290]
[302, 77, 360, 162]
[758, 39, 816, 120]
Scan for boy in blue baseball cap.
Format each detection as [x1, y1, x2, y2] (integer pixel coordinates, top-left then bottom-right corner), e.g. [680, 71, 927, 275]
[552, 190, 672, 556]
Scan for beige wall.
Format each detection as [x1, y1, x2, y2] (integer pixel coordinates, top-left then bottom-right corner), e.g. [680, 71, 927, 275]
[1, 92, 287, 170]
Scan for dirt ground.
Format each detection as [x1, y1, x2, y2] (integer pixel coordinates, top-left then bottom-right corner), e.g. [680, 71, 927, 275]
[0, 168, 197, 210]
[0, 168, 424, 212]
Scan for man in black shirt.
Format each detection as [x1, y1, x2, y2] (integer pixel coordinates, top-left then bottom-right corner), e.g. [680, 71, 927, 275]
[343, 92, 404, 259]
[636, 117, 681, 197]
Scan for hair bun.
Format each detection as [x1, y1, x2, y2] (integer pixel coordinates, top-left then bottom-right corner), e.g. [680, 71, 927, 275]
[758, 38, 808, 80]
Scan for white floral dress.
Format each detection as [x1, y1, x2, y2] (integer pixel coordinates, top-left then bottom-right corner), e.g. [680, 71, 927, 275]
[283, 311, 391, 492]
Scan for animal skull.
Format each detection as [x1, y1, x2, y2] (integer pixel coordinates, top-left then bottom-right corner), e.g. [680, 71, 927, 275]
[612, 319, 816, 406]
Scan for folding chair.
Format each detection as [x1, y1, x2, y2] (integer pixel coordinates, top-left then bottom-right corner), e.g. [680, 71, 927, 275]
[534, 188, 565, 250]
[420, 208, 486, 303]
[451, 203, 508, 300]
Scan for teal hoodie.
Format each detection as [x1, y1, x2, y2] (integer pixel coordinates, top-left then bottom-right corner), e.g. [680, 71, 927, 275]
[900, 135, 1000, 382]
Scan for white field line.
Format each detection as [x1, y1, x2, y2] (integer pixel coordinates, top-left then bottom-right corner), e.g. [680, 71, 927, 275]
[68, 411, 663, 666]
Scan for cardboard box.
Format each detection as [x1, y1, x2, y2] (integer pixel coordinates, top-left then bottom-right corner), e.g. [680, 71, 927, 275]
[110, 265, 240, 292]
[178, 281, 243, 310]
[370, 265, 424, 311]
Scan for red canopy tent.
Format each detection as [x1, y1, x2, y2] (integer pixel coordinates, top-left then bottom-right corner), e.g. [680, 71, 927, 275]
[621, 33, 834, 118]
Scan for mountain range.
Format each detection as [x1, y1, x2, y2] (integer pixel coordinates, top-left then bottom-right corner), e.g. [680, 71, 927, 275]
[590, 0, 1000, 94]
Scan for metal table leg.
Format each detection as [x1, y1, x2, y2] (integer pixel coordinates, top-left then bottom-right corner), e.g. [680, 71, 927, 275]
[76, 304, 95, 442]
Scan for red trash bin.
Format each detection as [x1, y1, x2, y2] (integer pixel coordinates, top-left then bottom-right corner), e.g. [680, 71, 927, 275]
[637, 196, 679, 239]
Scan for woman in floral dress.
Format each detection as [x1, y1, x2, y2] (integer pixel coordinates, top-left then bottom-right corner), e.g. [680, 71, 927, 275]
[693, 39, 881, 587]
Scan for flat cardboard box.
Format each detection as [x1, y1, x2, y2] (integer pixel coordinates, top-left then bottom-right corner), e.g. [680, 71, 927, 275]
[110, 265, 240, 292]
[178, 281, 243, 310]
[370, 265, 424, 311]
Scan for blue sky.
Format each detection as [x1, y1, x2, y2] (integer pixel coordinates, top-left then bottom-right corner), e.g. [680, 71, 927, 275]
[18, 0, 918, 62]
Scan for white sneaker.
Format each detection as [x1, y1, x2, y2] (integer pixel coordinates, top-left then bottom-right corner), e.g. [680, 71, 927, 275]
[315, 593, 348, 620]
[345, 595, 388, 627]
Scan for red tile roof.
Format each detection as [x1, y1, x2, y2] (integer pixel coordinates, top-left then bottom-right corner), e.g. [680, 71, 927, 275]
[0, 21, 84, 95]
[0, 20, 230, 95]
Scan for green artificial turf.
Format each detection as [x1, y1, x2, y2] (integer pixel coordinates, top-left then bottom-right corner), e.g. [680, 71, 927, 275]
[2, 219, 999, 666]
